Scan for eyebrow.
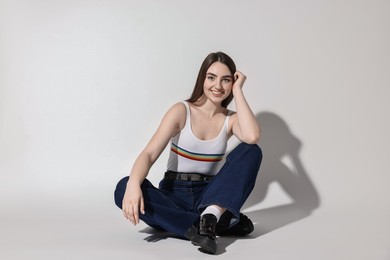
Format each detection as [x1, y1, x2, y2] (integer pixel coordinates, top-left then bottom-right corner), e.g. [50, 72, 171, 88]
[206, 73, 232, 79]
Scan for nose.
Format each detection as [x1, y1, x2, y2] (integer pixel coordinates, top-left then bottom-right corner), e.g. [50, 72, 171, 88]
[215, 78, 223, 89]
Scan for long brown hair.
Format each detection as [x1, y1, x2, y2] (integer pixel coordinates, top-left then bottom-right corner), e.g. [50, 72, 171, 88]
[186, 52, 236, 108]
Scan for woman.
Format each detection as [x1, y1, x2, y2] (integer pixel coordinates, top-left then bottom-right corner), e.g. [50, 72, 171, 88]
[114, 51, 262, 254]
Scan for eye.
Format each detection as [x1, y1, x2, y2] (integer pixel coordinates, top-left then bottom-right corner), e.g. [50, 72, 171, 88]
[222, 78, 231, 83]
[207, 76, 215, 81]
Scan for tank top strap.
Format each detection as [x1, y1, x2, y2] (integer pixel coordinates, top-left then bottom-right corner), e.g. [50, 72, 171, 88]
[181, 101, 191, 128]
[223, 110, 233, 133]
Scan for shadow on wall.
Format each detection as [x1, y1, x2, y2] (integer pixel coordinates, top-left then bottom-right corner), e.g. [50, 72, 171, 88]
[243, 111, 321, 237]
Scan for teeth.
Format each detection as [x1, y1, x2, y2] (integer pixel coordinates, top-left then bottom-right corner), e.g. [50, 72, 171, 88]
[211, 90, 223, 94]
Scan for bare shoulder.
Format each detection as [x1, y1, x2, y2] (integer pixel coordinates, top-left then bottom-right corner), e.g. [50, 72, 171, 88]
[162, 102, 187, 134]
[166, 102, 186, 118]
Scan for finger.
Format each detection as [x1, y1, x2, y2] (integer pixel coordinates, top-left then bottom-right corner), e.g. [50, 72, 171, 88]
[140, 198, 145, 215]
[122, 201, 129, 219]
[123, 203, 135, 224]
[235, 72, 243, 81]
[128, 206, 136, 224]
[133, 204, 140, 225]
[123, 206, 131, 222]
[122, 207, 127, 219]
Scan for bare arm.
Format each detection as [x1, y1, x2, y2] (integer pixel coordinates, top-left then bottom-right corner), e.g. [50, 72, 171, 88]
[230, 71, 261, 144]
[122, 102, 185, 225]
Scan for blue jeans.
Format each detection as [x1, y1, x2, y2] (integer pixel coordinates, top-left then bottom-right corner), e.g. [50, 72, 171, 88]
[114, 143, 262, 238]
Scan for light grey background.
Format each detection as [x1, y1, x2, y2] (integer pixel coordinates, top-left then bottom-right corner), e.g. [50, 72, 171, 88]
[1, 0, 389, 259]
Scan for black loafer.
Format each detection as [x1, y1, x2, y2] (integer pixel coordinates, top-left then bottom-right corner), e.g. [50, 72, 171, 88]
[216, 213, 254, 236]
[185, 214, 217, 254]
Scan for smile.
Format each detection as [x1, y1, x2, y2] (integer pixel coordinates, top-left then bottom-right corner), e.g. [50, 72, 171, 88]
[211, 89, 224, 96]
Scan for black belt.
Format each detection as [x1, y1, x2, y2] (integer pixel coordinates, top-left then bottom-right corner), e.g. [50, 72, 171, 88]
[164, 171, 214, 182]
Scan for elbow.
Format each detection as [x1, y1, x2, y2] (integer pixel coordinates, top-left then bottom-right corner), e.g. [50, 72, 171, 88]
[236, 123, 261, 144]
[243, 131, 261, 144]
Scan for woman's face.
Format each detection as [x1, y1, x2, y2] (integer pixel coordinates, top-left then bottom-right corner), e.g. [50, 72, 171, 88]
[203, 62, 233, 104]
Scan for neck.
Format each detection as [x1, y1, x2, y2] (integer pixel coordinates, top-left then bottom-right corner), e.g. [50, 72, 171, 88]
[193, 96, 223, 117]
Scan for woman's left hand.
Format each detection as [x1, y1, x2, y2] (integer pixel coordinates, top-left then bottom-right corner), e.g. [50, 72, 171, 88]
[233, 71, 247, 90]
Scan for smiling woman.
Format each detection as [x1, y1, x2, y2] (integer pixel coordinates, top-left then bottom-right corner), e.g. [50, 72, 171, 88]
[114, 51, 262, 254]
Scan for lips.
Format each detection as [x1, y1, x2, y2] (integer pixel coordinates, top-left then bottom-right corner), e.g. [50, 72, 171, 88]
[211, 89, 224, 97]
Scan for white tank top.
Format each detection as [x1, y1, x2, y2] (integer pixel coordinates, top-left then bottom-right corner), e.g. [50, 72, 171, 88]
[167, 101, 231, 175]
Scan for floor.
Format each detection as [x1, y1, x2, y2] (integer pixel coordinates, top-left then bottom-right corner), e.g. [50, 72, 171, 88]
[1, 186, 388, 260]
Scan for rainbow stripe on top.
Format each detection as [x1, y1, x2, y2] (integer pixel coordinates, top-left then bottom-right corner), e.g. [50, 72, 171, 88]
[171, 143, 224, 162]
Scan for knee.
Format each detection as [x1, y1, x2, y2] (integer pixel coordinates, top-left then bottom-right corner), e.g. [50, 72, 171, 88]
[237, 142, 263, 160]
[114, 176, 129, 209]
[250, 143, 263, 158]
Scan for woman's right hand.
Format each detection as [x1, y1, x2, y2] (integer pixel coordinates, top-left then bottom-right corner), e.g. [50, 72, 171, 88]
[122, 182, 145, 225]
[120, 102, 185, 225]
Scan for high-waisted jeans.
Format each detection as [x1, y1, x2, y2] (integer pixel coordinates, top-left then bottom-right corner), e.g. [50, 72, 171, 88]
[114, 142, 263, 238]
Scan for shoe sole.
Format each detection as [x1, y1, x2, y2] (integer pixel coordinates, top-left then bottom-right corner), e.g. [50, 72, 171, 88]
[191, 235, 217, 254]
[185, 225, 217, 254]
